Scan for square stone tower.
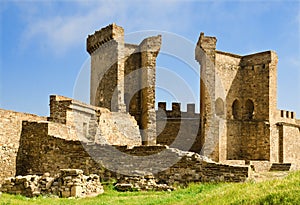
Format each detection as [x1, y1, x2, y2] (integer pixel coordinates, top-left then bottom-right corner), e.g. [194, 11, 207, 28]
[87, 23, 126, 112]
[87, 24, 161, 145]
[196, 32, 278, 162]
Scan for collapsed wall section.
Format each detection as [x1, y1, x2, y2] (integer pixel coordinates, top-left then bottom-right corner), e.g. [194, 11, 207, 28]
[16, 128, 250, 184]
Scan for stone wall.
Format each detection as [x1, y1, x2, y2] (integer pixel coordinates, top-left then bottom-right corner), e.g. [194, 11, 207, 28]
[277, 123, 300, 170]
[195, 32, 219, 161]
[156, 102, 201, 152]
[16, 127, 249, 185]
[222, 51, 277, 161]
[157, 153, 249, 184]
[195, 32, 280, 162]
[226, 120, 270, 160]
[47, 95, 141, 146]
[0, 109, 46, 184]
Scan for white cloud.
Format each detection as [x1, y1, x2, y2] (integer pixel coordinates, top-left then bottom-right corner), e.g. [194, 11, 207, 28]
[19, 1, 191, 56]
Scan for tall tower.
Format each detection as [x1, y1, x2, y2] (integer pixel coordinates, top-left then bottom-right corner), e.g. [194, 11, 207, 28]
[87, 23, 126, 112]
[196, 32, 279, 162]
[86, 24, 161, 145]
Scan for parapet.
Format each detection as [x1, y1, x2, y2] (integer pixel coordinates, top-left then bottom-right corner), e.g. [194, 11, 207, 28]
[276, 109, 299, 126]
[280, 110, 295, 119]
[86, 23, 124, 55]
[157, 102, 199, 119]
[278, 110, 296, 120]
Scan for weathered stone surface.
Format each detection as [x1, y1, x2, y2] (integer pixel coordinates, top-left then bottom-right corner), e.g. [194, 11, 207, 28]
[15, 128, 250, 185]
[88, 24, 161, 145]
[0, 109, 46, 183]
[0, 169, 103, 198]
[115, 174, 174, 192]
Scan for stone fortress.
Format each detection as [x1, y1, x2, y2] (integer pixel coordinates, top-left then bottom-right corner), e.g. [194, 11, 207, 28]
[1, 24, 300, 190]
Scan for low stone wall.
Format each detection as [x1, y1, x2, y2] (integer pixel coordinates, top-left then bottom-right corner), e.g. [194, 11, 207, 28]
[16, 127, 250, 185]
[156, 150, 249, 185]
[0, 169, 103, 198]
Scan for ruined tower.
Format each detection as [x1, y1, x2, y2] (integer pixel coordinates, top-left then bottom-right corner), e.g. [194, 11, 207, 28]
[87, 24, 161, 145]
[87, 23, 126, 112]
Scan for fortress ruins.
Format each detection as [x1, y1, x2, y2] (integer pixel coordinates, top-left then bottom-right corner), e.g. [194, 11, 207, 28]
[1, 24, 299, 190]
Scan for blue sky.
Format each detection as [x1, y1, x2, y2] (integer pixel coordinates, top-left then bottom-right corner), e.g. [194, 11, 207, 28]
[0, 0, 299, 116]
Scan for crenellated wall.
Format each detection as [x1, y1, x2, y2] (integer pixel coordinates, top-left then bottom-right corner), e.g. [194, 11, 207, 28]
[156, 102, 201, 152]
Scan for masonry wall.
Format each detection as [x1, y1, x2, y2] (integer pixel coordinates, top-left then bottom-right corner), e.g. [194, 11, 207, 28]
[48, 95, 141, 146]
[226, 120, 270, 160]
[16, 122, 249, 185]
[88, 24, 125, 112]
[0, 109, 46, 183]
[282, 124, 300, 170]
[156, 102, 201, 152]
[195, 31, 281, 162]
[88, 24, 160, 145]
[274, 119, 300, 170]
[270, 110, 298, 163]
[124, 44, 142, 123]
[215, 51, 241, 162]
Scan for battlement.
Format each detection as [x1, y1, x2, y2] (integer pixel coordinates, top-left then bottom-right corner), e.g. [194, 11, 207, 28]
[86, 23, 124, 55]
[156, 102, 199, 119]
[279, 110, 296, 120]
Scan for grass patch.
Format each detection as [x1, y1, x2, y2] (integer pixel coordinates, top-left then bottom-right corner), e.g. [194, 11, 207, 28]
[1, 171, 299, 205]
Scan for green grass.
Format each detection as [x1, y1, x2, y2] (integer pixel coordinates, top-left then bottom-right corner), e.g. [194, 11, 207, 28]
[1, 171, 300, 205]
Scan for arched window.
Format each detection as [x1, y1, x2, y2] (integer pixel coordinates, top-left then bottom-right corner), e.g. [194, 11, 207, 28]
[232, 99, 241, 120]
[245, 99, 254, 119]
[215, 98, 224, 116]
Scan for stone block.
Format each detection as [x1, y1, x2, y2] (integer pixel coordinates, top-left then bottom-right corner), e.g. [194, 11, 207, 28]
[71, 186, 82, 197]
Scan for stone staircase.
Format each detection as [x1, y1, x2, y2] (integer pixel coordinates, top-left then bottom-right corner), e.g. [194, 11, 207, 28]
[269, 163, 291, 171]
